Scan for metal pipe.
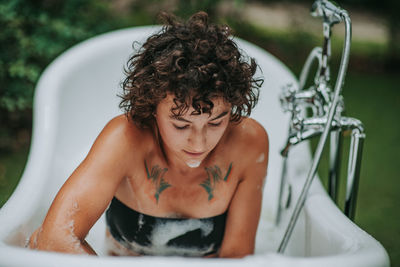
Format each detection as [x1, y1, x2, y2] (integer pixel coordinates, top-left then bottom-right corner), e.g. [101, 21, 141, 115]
[276, 154, 289, 224]
[299, 47, 323, 90]
[345, 129, 365, 220]
[278, 6, 351, 254]
[328, 130, 343, 202]
[319, 22, 331, 82]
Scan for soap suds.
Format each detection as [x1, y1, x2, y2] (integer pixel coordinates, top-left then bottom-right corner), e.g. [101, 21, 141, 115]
[27, 226, 43, 249]
[151, 219, 213, 246]
[137, 214, 145, 231]
[256, 153, 265, 163]
[63, 201, 87, 254]
[26, 201, 87, 253]
[105, 230, 140, 256]
[186, 160, 201, 168]
[113, 219, 215, 256]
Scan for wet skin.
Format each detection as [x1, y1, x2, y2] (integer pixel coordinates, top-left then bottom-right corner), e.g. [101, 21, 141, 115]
[29, 94, 269, 258]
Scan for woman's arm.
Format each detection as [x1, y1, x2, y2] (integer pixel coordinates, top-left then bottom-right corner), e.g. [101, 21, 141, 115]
[28, 115, 141, 255]
[218, 120, 269, 258]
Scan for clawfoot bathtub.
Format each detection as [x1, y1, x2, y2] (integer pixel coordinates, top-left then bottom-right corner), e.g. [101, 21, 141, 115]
[0, 26, 389, 266]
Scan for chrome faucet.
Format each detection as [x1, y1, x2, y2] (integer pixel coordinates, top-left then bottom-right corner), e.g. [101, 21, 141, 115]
[277, 0, 366, 253]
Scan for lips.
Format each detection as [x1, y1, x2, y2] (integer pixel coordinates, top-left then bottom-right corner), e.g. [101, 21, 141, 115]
[183, 150, 205, 157]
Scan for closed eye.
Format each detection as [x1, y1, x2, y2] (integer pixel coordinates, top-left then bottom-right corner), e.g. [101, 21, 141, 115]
[173, 124, 189, 130]
[209, 121, 222, 127]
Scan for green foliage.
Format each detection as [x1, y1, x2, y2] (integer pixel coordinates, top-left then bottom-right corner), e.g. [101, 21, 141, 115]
[0, 147, 29, 207]
[225, 17, 320, 71]
[0, 0, 124, 112]
[175, 0, 222, 18]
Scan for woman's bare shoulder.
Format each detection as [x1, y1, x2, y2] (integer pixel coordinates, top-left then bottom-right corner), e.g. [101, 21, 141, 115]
[230, 117, 268, 144]
[227, 117, 269, 161]
[89, 114, 153, 158]
[105, 114, 151, 142]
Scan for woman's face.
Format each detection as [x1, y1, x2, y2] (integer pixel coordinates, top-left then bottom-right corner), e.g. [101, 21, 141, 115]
[155, 94, 231, 169]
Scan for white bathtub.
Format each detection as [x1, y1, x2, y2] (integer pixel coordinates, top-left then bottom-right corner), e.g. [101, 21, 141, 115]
[0, 26, 390, 267]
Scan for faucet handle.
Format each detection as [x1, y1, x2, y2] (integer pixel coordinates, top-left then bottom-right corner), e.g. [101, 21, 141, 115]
[280, 83, 298, 112]
[311, 0, 345, 25]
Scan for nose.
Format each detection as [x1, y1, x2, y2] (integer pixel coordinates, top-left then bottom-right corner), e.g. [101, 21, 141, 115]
[188, 129, 207, 152]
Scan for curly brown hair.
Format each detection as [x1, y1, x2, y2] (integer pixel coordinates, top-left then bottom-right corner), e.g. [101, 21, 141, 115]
[119, 11, 263, 128]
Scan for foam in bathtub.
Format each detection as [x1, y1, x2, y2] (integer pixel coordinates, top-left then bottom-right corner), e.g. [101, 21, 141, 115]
[109, 218, 216, 256]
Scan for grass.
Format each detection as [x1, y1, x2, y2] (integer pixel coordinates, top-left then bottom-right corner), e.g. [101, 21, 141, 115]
[346, 72, 399, 266]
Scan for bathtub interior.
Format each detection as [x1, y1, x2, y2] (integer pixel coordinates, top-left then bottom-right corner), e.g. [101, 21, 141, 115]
[0, 26, 388, 264]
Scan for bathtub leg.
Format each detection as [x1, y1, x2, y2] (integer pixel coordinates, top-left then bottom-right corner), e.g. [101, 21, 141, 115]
[344, 129, 365, 220]
[328, 130, 343, 203]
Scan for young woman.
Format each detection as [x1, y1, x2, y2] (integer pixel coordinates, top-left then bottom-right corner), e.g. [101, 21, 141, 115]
[29, 11, 269, 258]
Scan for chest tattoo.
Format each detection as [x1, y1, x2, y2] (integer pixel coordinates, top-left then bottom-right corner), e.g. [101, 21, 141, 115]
[200, 162, 233, 201]
[144, 161, 171, 203]
[144, 161, 233, 203]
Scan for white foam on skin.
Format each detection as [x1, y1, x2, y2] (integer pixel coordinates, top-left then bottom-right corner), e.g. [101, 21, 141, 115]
[256, 153, 265, 163]
[63, 201, 87, 254]
[27, 226, 43, 249]
[105, 230, 141, 256]
[186, 160, 202, 168]
[27, 201, 86, 253]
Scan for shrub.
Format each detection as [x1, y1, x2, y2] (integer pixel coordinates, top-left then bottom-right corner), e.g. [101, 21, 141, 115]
[0, 0, 124, 112]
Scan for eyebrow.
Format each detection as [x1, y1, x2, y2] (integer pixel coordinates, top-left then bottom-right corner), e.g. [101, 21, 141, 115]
[210, 111, 229, 121]
[170, 110, 229, 123]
